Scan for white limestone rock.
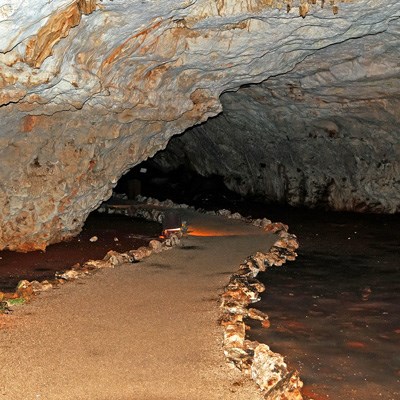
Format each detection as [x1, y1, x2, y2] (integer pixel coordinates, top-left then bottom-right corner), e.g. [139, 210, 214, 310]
[1, 0, 399, 251]
[151, 10, 400, 213]
[251, 344, 289, 392]
[149, 239, 163, 252]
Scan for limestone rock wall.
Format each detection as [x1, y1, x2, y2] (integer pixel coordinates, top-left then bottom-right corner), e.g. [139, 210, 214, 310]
[152, 13, 400, 213]
[0, 0, 398, 250]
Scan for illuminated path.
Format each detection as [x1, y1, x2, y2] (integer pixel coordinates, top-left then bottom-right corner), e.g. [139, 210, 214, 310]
[0, 209, 277, 399]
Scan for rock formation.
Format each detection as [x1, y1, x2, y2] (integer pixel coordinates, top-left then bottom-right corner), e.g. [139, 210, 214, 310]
[151, 6, 400, 213]
[1, 0, 399, 250]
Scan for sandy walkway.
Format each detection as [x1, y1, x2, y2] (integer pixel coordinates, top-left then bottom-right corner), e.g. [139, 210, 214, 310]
[0, 210, 276, 400]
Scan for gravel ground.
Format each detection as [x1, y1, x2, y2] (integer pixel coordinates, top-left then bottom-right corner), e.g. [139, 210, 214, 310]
[0, 210, 276, 400]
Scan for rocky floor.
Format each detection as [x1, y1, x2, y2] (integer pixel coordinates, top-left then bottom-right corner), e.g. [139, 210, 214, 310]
[0, 207, 280, 399]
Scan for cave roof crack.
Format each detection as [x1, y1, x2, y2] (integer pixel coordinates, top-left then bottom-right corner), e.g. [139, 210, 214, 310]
[261, 25, 395, 85]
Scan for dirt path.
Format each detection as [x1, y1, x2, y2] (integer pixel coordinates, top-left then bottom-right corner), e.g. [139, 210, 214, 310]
[0, 210, 276, 400]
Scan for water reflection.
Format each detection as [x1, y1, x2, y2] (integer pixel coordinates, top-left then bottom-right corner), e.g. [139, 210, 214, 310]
[0, 213, 160, 292]
[116, 165, 400, 399]
[247, 211, 400, 400]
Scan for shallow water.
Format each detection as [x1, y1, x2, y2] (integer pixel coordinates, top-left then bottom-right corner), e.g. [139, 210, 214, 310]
[0, 213, 161, 292]
[3, 163, 398, 398]
[245, 209, 400, 400]
[121, 167, 400, 398]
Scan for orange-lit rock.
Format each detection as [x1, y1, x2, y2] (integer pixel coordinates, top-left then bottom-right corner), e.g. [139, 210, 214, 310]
[0, 0, 398, 251]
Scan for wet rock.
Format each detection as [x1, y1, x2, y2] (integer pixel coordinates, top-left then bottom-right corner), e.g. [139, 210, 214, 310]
[239, 260, 260, 278]
[224, 321, 246, 348]
[135, 195, 147, 203]
[217, 209, 231, 217]
[264, 222, 289, 234]
[252, 252, 270, 272]
[219, 312, 244, 326]
[130, 207, 164, 224]
[221, 302, 248, 316]
[128, 246, 152, 261]
[252, 219, 262, 227]
[260, 218, 273, 229]
[249, 343, 303, 398]
[251, 344, 288, 392]
[221, 288, 254, 308]
[149, 239, 163, 253]
[252, 218, 272, 228]
[37, 280, 53, 292]
[16, 280, 34, 300]
[226, 277, 264, 303]
[164, 234, 180, 247]
[97, 206, 107, 213]
[56, 269, 80, 280]
[229, 212, 243, 220]
[147, 198, 160, 206]
[224, 347, 254, 372]
[113, 193, 128, 201]
[264, 371, 303, 400]
[230, 275, 265, 293]
[242, 259, 261, 275]
[218, 211, 302, 398]
[274, 232, 299, 251]
[161, 199, 175, 208]
[103, 250, 134, 266]
[247, 308, 269, 322]
[263, 248, 288, 267]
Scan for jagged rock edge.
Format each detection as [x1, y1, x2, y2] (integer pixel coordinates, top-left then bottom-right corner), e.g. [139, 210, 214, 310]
[211, 210, 304, 398]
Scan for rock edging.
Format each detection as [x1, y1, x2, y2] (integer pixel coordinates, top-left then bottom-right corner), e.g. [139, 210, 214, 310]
[115, 196, 304, 399]
[219, 216, 303, 399]
[1, 194, 304, 400]
[0, 202, 181, 313]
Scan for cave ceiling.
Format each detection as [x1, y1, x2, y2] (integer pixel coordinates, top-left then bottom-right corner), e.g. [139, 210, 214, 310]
[0, 0, 399, 251]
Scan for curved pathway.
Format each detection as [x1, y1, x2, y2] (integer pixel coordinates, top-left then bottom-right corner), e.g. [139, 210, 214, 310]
[0, 209, 277, 399]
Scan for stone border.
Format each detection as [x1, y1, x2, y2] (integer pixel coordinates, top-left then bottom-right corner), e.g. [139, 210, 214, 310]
[0, 201, 181, 312]
[216, 212, 304, 399]
[105, 195, 304, 399]
[1, 194, 304, 399]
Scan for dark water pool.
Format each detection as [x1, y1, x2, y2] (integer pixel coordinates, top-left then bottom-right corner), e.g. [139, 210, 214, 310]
[0, 212, 161, 292]
[116, 165, 400, 398]
[3, 164, 398, 399]
[246, 209, 400, 400]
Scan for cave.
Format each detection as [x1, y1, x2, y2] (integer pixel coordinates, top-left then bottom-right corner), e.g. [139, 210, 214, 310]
[1, 0, 399, 252]
[0, 1, 399, 399]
